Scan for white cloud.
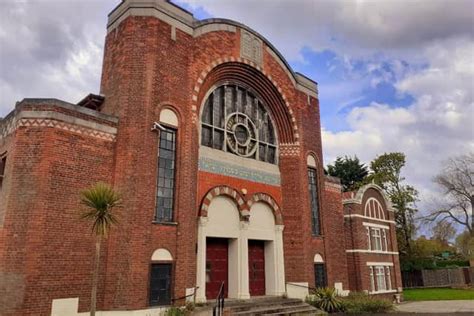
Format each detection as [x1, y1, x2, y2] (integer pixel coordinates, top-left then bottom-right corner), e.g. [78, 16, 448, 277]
[179, 0, 474, 60]
[0, 0, 119, 116]
[322, 38, 474, 215]
[0, 0, 472, 222]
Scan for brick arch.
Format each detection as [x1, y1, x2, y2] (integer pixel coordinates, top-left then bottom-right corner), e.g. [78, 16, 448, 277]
[247, 193, 283, 225]
[199, 185, 249, 218]
[191, 57, 299, 144]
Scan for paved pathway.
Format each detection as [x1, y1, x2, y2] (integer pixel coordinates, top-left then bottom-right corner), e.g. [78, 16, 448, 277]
[396, 300, 474, 314]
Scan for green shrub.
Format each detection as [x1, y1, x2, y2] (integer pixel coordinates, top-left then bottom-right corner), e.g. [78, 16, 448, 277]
[185, 302, 195, 311]
[306, 287, 344, 313]
[165, 307, 186, 316]
[341, 292, 394, 314]
[435, 260, 469, 268]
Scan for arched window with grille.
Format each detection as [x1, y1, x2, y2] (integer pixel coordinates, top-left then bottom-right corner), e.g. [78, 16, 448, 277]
[200, 84, 277, 164]
[364, 198, 385, 220]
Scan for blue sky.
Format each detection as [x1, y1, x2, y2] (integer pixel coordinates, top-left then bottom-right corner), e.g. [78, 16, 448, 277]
[0, 0, 473, 236]
[175, 0, 420, 131]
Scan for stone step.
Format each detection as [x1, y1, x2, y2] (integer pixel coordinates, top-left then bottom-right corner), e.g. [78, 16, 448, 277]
[192, 297, 325, 316]
[262, 306, 325, 316]
[228, 298, 303, 312]
[231, 302, 320, 316]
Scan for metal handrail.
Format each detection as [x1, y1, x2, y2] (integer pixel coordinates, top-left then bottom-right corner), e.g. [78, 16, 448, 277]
[171, 286, 199, 303]
[286, 282, 318, 292]
[213, 282, 225, 316]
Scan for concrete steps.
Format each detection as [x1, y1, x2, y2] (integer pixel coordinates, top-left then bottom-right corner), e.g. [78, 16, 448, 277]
[215, 296, 324, 315]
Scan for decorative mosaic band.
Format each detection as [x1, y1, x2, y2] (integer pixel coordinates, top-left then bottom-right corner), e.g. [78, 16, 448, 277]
[198, 156, 281, 186]
[325, 181, 342, 193]
[0, 117, 116, 142]
[279, 143, 300, 157]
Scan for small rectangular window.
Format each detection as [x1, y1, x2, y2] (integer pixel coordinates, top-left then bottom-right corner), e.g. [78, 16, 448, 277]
[386, 266, 392, 290]
[149, 263, 172, 306]
[308, 168, 320, 235]
[369, 266, 375, 292]
[314, 263, 327, 288]
[370, 265, 390, 293]
[0, 155, 6, 189]
[375, 266, 387, 291]
[155, 128, 176, 222]
[371, 228, 382, 251]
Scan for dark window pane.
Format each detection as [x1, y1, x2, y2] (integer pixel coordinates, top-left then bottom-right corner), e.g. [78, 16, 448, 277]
[315, 264, 327, 288]
[259, 144, 266, 161]
[267, 146, 276, 164]
[0, 156, 6, 188]
[308, 168, 320, 235]
[149, 264, 172, 306]
[213, 130, 224, 150]
[156, 128, 176, 222]
[201, 126, 212, 147]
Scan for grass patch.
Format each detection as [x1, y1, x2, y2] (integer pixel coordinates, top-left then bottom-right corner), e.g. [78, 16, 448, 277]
[403, 288, 474, 301]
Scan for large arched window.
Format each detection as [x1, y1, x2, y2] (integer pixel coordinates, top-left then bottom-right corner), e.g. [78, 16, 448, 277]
[364, 198, 385, 220]
[201, 84, 277, 164]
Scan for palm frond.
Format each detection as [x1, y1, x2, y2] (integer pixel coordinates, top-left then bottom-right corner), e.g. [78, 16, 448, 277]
[80, 182, 121, 237]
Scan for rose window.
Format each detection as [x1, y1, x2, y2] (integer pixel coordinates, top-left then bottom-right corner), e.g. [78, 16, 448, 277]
[201, 84, 277, 164]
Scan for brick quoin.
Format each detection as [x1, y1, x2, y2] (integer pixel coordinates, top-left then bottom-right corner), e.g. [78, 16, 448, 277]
[0, 1, 402, 315]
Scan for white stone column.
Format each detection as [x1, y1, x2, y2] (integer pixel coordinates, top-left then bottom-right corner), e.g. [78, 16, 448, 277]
[274, 225, 286, 295]
[238, 221, 250, 299]
[195, 217, 208, 302]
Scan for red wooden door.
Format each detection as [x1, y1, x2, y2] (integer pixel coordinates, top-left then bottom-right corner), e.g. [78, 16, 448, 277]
[248, 240, 265, 296]
[206, 238, 228, 299]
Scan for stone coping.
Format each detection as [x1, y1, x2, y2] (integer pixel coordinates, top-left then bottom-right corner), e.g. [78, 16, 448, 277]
[106, 0, 318, 96]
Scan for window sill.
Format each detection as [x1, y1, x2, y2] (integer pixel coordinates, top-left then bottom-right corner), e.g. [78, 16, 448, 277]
[152, 221, 178, 226]
[312, 234, 324, 238]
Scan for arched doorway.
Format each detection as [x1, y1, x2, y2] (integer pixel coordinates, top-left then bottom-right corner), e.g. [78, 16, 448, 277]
[196, 192, 285, 301]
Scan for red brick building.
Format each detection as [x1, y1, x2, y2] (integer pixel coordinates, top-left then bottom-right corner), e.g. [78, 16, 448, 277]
[0, 1, 402, 315]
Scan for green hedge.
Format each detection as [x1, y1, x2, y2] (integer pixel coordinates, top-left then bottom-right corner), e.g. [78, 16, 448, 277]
[435, 260, 469, 268]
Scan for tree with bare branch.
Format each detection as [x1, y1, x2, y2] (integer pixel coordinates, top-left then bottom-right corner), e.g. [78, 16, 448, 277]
[424, 152, 473, 236]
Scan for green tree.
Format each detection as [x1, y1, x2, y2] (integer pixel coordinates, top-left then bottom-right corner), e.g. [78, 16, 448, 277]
[327, 155, 369, 192]
[368, 152, 418, 256]
[455, 230, 474, 259]
[431, 221, 456, 245]
[424, 153, 473, 235]
[412, 236, 454, 258]
[80, 182, 121, 316]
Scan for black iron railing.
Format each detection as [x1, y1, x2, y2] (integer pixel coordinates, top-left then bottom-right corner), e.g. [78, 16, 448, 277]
[213, 282, 225, 316]
[171, 286, 199, 304]
[285, 282, 318, 293]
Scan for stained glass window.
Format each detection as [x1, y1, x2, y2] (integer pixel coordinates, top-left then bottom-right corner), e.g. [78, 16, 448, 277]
[201, 85, 277, 164]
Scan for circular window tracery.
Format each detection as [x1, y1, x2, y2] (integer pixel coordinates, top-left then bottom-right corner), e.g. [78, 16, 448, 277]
[201, 84, 277, 164]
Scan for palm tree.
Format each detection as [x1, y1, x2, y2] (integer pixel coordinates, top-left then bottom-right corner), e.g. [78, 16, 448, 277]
[80, 182, 121, 316]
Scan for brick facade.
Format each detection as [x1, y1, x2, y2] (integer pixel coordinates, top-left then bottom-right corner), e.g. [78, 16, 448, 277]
[343, 186, 403, 297]
[0, 1, 401, 315]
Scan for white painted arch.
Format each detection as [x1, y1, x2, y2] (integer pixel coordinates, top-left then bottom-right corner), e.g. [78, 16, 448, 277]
[364, 198, 385, 220]
[314, 253, 324, 263]
[151, 248, 173, 261]
[307, 154, 317, 168]
[196, 196, 285, 302]
[159, 108, 179, 127]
